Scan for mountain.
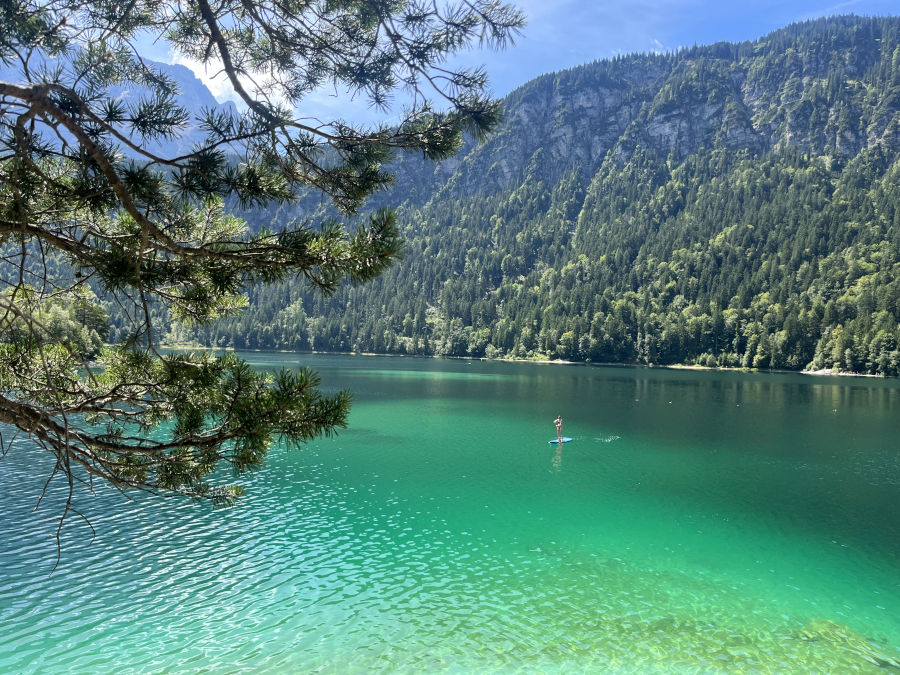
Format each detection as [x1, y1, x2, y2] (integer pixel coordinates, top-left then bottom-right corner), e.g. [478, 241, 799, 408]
[168, 15, 900, 375]
[108, 61, 240, 157]
[0, 58, 238, 157]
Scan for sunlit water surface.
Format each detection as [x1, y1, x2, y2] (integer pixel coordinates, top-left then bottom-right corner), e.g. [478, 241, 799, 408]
[2, 354, 899, 673]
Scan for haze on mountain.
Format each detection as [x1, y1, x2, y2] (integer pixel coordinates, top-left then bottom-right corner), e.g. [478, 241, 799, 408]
[153, 15, 900, 376]
[0, 57, 239, 158]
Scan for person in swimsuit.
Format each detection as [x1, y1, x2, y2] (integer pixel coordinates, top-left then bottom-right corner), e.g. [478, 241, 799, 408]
[554, 415, 563, 442]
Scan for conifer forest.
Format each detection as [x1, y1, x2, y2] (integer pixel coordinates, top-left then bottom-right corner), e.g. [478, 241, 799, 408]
[126, 17, 900, 375]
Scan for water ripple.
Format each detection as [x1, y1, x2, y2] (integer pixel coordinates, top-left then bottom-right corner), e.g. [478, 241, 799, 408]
[3, 360, 900, 673]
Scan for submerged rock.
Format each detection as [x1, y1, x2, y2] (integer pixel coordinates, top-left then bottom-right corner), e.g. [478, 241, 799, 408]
[795, 619, 900, 669]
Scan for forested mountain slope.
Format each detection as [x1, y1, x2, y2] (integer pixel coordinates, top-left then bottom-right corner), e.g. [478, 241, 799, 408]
[174, 15, 900, 375]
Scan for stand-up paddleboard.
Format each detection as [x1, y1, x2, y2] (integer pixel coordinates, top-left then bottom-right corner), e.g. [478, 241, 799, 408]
[549, 437, 573, 444]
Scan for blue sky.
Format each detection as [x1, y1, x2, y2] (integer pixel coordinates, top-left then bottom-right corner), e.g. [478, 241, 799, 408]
[147, 0, 899, 122]
[475, 0, 899, 96]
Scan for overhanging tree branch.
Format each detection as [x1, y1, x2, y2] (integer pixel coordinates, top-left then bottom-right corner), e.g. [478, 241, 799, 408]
[0, 0, 524, 545]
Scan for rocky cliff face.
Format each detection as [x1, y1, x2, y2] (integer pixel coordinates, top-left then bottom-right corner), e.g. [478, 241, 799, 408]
[135, 15, 897, 219]
[402, 16, 900, 205]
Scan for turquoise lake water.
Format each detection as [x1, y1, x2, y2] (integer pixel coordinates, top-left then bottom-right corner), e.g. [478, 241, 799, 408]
[2, 354, 899, 672]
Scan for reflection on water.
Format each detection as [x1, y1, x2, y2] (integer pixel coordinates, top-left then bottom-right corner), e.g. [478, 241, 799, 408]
[1, 355, 899, 673]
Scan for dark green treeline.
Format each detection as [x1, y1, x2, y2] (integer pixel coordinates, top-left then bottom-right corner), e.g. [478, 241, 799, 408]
[160, 16, 900, 375]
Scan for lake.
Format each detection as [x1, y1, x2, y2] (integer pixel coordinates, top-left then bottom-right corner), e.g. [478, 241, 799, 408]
[2, 354, 899, 672]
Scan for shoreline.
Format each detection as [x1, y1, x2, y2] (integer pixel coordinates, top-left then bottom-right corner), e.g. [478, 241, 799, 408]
[159, 344, 893, 379]
[663, 363, 886, 378]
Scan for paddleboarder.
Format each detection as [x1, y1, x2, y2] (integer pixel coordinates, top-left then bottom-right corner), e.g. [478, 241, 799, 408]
[554, 415, 563, 444]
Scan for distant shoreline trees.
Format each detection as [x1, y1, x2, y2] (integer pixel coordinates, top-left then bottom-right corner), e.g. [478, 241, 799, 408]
[172, 146, 900, 377]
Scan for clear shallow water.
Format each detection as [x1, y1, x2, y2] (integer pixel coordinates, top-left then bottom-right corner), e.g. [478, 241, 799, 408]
[2, 354, 899, 673]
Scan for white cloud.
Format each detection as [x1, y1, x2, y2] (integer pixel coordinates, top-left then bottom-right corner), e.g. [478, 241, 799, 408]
[168, 51, 410, 127]
[169, 53, 247, 108]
